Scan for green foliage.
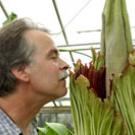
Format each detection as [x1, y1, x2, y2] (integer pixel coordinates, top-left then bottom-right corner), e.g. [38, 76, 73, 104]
[37, 122, 73, 135]
[3, 12, 17, 26]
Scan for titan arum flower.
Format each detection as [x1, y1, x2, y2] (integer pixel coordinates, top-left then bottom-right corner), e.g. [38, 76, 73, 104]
[70, 51, 127, 135]
[70, 0, 135, 135]
[73, 52, 106, 100]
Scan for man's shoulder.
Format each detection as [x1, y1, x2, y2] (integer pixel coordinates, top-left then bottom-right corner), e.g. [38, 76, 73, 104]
[0, 108, 21, 135]
[0, 109, 38, 135]
[0, 123, 10, 135]
[0, 122, 6, 130]
[0, 120, 21, 135]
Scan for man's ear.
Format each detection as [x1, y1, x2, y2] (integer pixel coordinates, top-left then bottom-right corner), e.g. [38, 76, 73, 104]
[11, 66, 30, 82]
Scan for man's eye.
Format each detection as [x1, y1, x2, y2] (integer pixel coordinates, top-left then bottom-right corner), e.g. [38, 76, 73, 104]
[51, 56, 57, 59]
[51, 55, 58, 59]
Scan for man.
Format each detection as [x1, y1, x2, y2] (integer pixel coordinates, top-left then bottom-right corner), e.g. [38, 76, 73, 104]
[0, 18, 69, 135]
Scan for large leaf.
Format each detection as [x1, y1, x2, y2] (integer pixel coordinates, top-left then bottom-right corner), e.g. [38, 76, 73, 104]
[38, 122, 73, 135]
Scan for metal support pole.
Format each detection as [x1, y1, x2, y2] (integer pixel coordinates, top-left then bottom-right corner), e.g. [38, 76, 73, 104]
[0, 0, 8, 19]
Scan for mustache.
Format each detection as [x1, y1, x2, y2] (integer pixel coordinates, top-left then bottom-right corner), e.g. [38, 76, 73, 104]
[59, 70, 69, 80]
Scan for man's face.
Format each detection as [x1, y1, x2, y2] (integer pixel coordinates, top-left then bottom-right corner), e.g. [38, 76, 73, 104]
[24, 30, 69, 101]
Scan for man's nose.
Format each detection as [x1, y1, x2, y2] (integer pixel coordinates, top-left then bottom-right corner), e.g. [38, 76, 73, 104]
[59, 58, 69, 70]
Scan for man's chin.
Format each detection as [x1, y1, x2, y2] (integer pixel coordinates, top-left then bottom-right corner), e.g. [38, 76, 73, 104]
[57, 87, 67, 98]
[59, 86, 67, 96]
[63, 87, 68, 95]
[60, 80, 67, 90]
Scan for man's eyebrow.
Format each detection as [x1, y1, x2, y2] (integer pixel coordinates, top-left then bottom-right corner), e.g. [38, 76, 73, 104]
[47, 49, 59, 57]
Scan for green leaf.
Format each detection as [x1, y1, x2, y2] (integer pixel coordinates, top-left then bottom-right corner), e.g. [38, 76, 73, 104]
[3, 12, 17, 26]
[45, 122, 72, 135]
[37, 122, 73, 135]
[37, 127, 46, 135]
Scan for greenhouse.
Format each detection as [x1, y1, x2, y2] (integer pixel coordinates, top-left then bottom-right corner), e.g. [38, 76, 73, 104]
[0, 0, 135, 134]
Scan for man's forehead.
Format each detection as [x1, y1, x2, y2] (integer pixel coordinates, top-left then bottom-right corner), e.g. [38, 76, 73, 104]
[24, 29, 56, 49]
[24, 29, 50, 40]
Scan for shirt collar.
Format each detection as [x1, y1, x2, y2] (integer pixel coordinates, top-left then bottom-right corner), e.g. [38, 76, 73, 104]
[0, 108, 22, 134]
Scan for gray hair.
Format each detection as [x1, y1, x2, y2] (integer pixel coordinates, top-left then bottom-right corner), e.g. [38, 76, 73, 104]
[0, 18, 49, 96]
